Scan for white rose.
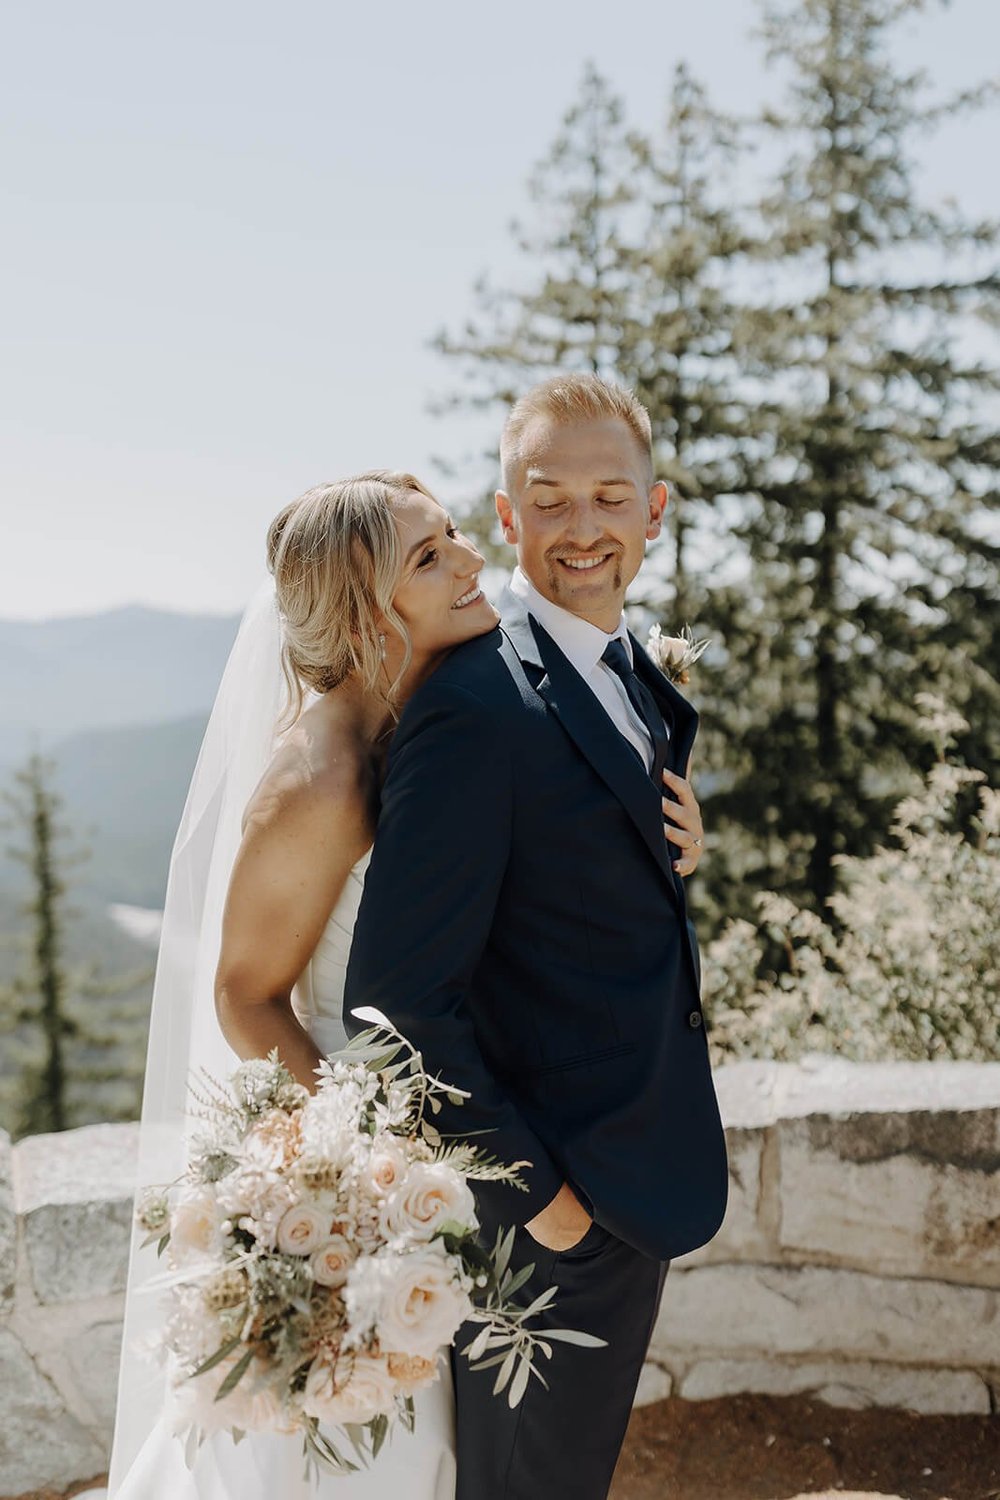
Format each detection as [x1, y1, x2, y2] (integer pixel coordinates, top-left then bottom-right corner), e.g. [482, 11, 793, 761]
[379, 1162, 478, 1242]
[368, 1137, 409, 1195]
[373, 1245, 473, 1360]
[276, 1203, 329, 1256]
[168, 1185, 225, 1264]
[646, 624, 691, 674]
[310, 1234, 358, 1288]
[301, 1351, 397, 1426]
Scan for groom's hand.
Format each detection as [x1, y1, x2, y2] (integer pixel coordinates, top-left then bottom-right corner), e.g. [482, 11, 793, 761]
[662, 764, 704, 877]
[524, 1181, 592, 1251]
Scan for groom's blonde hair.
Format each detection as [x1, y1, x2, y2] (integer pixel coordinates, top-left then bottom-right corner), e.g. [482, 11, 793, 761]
[267, 470, 435, 725]
[500, 373, 654, 494]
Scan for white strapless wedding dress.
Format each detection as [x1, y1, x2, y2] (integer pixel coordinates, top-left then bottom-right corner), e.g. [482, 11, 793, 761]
[111, 853, 457, 1499]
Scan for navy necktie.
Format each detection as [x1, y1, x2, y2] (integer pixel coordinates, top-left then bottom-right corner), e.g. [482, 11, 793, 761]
[601, 638, 670, 788]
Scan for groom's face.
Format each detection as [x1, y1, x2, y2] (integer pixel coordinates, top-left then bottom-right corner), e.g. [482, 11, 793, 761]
[496, 416, 667, 632]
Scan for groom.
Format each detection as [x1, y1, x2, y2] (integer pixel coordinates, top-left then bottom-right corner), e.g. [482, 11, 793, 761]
[345, 374, 728, 1499]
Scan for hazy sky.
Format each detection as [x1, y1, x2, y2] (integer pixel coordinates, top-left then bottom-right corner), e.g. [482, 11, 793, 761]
[3, 0, 997, 620]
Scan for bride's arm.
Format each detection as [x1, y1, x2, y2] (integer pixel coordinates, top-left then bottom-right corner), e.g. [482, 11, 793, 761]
[214, 755, 372, 1091]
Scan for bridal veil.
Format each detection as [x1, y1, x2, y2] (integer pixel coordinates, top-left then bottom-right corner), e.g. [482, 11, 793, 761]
[107, 580, 287, 1492]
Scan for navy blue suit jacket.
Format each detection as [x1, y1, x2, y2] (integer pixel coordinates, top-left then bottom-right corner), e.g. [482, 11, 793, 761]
[344, 589, 728, 1261]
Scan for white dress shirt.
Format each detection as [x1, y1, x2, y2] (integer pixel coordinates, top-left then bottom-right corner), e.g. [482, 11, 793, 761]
[509, 566, 657, 771]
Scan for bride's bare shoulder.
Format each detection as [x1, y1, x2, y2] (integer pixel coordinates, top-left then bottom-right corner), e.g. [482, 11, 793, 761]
[241, 695, 374, 846]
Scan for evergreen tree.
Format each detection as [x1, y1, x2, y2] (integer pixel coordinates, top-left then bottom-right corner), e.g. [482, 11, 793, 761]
[433, 61, 777, 932]
[725, 0, 1000, 909]
[1, 753, 76, 1133]
[0, 753, 149, 1137]
[434, 22, 999, 932]
[432, 64, 637, 551]
[617, 63, 748, 624]
[435, 64, 749, 605]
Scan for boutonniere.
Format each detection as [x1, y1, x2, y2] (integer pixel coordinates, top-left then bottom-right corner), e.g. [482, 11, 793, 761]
[646, 624, 710, 686]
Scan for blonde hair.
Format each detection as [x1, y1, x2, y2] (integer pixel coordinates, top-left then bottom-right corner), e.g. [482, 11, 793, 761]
[500, 373, 653, 493]
[266, 470, 435, 725]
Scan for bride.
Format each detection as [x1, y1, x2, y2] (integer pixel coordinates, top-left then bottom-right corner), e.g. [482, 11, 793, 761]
[108, 471, 498, 1498]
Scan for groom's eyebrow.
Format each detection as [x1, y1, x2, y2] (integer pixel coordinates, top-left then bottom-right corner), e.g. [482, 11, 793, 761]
[524, 471, 635, 488]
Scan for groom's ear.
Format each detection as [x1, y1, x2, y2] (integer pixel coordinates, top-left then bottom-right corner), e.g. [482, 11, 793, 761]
[496, 490, 518, 547]
[645, 480, 668, 542]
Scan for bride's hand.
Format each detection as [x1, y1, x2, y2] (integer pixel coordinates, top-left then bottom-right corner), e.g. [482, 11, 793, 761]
[662, 764, 704, 877]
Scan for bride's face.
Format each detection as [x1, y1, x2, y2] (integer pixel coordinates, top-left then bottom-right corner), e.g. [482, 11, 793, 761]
[388, 490, 498, 658]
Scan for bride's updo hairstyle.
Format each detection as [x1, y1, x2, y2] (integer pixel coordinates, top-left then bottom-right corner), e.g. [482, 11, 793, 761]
[267, 470, 435, 724]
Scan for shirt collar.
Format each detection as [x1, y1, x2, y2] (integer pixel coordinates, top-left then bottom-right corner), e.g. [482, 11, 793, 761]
[509, 567, 632, 676]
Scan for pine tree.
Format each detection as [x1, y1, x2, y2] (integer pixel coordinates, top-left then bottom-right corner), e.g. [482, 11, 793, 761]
[0, 753, 150, 1137]
[1, 753, 76, 1133]
[431, 64, 639, 551]
[617, 63, 749, 624]
[432, 62, 774, 930]
[433, 24, 1000, 931]
[727, 0, 1000, 909]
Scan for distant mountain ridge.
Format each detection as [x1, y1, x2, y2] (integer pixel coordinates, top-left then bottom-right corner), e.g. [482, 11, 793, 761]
[0, 604, 240, 765]
[50, 714, 209, 906]
[0, 604, 242, 903]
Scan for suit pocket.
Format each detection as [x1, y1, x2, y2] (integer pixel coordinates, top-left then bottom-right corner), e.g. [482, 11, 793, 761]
[557, 1219, 614, 1260]
[529, 1041, 637, 1077]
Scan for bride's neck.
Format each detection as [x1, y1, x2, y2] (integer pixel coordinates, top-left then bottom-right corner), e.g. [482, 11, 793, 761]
[335, 647, 447, 748]
[330, 675, 395, 748]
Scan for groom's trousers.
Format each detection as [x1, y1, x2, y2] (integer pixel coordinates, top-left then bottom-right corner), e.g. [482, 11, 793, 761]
[450, 1214, 669, 1500]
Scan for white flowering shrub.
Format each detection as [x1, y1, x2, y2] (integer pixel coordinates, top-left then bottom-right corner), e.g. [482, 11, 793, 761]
[703, 697, 1000, 1063]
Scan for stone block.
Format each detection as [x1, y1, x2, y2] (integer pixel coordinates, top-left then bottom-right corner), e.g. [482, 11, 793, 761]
[677, 1356, 991, 1414]
[778, 1112, 1000, 1285]
[67, 1319, 124, 1438]
[15, 1122, 139, 1304]
[713, 1057, 1000, 1130]
[649, 1264, 1000, 1369]
[675, 1126, 770, 1267]
[0, 1326, 105, 1495]
[633, 1361, 673, 1407]
[0, 1130, 15, 1316]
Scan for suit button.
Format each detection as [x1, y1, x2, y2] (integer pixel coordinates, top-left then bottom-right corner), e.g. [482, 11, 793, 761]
[687, 1010, 703, 1029]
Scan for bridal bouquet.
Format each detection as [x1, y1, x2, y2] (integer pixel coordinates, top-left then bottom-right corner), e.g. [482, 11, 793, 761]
[136, 1009, 601, 1477]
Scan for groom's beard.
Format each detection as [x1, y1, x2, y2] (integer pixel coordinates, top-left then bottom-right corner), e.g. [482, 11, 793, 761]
[543, 541, 625, 603]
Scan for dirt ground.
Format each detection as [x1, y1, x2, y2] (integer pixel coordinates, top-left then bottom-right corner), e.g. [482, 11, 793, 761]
[20, 1393, 999, 1500]
[610, 1394, 1000, 1500]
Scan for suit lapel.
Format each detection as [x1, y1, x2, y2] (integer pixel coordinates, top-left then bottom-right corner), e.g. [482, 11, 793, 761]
[500, 589, 681, 902]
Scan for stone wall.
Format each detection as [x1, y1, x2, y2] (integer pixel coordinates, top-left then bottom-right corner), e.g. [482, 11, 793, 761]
[1, 1060, 998, 1497]
[1, 1123, 136, 1498]
[642, 1058, 1000, 1416]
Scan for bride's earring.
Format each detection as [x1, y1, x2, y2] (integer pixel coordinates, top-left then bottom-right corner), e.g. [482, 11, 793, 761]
[378, 632, 387, 661]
